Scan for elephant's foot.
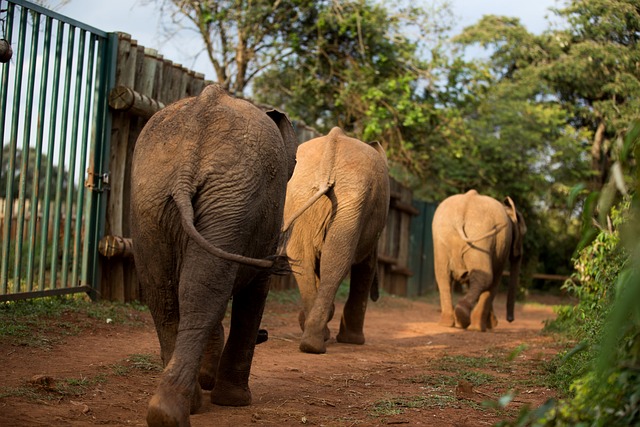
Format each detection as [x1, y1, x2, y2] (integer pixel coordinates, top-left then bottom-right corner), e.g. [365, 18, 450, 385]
[467, 323, 487, 332]
[300, 310, 333, 343]
[147, 385, 197, 427]
[211, 380, 252, 407]
[454, 305, 471, 329]
[469, 313, 497, 332]
[336, 317, 365, 344]
[489, 312, 498, 329]
[299, 331, 327, 354]
[336, 330, 365, 345]
[439, 312, 455, 327]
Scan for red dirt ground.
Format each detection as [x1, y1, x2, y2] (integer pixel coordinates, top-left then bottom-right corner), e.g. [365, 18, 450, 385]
[0, 292, 570, 426]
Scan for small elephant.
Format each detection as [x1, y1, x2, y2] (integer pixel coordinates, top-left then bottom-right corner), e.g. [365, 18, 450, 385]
[130, 84, 297, 426]
[281, 127, 390, 354]
[432, 189, 527, 331]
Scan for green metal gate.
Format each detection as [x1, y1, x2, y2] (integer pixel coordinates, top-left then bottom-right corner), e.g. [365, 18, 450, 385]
[0, 0, 116, 301]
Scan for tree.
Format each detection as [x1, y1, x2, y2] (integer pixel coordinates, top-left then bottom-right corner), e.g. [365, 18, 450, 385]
[150, 0, 322, 95]
[0, 146, 67, 200]
[148, 0, 462, 184]
[454, 1, 640, 191]
[253, 0, 457, 179]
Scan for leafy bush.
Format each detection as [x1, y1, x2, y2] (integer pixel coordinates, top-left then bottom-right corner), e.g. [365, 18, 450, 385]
[498, 118, 640, 426]
[548, 204, 628, 392]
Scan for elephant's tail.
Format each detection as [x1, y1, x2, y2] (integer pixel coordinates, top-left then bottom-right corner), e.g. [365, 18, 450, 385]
[370, 272, 380, 302]
[282, 129, 339, 233]
[457, 222, 507, 245]
[281, 183, 334, 233]
[172, 191, 291, 274]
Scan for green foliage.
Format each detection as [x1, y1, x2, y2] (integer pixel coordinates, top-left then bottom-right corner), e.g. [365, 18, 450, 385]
[253, 0, 455, 179]
[494, 118, 640, 426]
[154, 0, 640, 290]
[546, 204, 628, 394]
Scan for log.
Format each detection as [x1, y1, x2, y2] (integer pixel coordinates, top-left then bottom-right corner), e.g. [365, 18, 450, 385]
[98, 235, 134, 259]
[108, 85, 165, 119]
[378, 254, 397, 265]
[390, 198, 420, 216]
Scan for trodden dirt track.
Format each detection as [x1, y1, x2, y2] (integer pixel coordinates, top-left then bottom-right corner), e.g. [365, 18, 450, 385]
[0, 292, 568, 426]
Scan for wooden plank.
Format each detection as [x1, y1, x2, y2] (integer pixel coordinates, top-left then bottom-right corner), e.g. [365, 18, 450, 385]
[407, 201, 425, 296]
[160, 58, 174, 104]
[189, 72, 207, 97]
[101, 33, 139, 302]
[140, 48, 159, 99]
[179, 69, 191, 99]
[151, 52, 164, 102]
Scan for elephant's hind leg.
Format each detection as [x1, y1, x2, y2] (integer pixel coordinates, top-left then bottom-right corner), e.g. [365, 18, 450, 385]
[135, 239, 180, 367]
[455, 270, 493, 330]
[211, 272, 270, 406]
[148, 248, 236, 425]
[468, 291, 491, 331]
[198, 322, 224, 390]
[299, 226, 354, 354]
[336, 254, 376, 345]
[434, 253, 455, 327]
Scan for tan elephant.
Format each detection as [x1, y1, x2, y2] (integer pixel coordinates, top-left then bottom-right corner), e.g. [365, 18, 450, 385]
[432, 189, 527, 331]
[282, 127, 390, 354]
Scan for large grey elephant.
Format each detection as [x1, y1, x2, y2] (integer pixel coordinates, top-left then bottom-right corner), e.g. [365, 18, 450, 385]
[130, 84, 297, 426]
[432, 189, 526, 332]
[281, 127, 390, 354]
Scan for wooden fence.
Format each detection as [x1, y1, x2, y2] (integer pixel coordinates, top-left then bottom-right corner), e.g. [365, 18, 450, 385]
[99, 33, 420, 302]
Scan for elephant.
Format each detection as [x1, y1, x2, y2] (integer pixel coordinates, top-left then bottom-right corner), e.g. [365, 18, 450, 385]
[280, 127, 390, 354]
[432, 189, 526, 332]
[130, 84, 298, 426]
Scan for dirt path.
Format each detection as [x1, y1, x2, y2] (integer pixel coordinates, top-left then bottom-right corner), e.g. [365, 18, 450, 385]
[0, 293, 567, 426]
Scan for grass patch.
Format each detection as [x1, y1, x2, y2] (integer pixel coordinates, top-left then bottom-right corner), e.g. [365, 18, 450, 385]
[0, 295, 149, 346]
[436, 354, 499, 371]
[406, 371, 493, 387]
[128, 354, 162, 372]
[371, 392, 462, 417]
[0, 373, 106, 401]
[111, 353, 162, 376]
[371, 395, 433, 416]
[267, 280, 353, 306]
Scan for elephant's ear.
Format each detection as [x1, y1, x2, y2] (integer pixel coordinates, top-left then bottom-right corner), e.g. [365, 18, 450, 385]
[504, 196, 525, 258]
[368, 141, 387, 161]
[266, 109, 298, 176]
[266, 109, 297, 146]
[503, 196, 518, 224]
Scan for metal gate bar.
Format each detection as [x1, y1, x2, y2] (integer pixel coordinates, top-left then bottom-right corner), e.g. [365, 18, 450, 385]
[0, 0, 114, 301]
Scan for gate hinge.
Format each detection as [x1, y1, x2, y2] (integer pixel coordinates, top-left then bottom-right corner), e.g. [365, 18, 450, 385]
[85, 168, 110, 192]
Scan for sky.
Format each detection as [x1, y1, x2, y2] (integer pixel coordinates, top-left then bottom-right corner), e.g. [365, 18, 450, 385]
[57, 0, 561, 81]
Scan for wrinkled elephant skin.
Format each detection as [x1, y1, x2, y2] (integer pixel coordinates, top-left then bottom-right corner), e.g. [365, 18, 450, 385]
[282, 127, 390, 354]
[130, 84, 298, 426]
[432, 190, 526, 332]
